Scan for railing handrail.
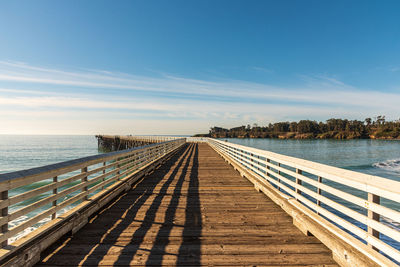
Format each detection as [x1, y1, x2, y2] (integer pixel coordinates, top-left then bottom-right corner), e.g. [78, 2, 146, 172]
[97, 135, 182, 141]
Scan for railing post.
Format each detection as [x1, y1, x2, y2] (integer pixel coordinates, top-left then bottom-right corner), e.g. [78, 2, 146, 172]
[317, 176, 322, 215]
[1, 190, 8, 248]
[296, 169, 302, 197]
[81, 167, 88, 200]
[368, 192, 380, 251]
[52, 176, 58, 220]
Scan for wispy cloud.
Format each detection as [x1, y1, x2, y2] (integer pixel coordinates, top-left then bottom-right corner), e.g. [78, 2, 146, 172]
[0, 61, 399, 134]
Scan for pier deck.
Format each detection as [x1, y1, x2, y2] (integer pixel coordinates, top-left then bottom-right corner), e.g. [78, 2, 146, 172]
[37, 143, 337, 266]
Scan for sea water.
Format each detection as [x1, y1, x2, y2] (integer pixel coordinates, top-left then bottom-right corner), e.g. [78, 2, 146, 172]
[0, 135, 99, 174]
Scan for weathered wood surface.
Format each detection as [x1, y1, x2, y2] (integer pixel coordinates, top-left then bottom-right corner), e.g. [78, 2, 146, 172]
[37, 143, 337, 266]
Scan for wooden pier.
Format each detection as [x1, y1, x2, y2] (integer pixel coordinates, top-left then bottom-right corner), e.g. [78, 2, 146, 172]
[0, 137, 398, 266]
[37, 143, 336, 266]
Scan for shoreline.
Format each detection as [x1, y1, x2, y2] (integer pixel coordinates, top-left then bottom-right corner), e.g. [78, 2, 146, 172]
[193, 134, 400, 140]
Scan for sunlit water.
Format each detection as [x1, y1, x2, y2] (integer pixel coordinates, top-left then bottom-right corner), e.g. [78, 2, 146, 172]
[0, 135, 99, 174]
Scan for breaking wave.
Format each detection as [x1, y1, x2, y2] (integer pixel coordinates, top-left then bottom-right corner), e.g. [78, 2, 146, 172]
[373, 159, 400, 173]
[8, 204, 73, 244]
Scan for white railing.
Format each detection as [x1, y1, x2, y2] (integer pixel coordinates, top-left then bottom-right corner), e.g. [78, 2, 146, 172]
[186, 137, 208, 143]
[97, 135, 181, 143]
[0, 138, 185, 257]
[207, 138, 400, 266]
[120, 135, 182, 143]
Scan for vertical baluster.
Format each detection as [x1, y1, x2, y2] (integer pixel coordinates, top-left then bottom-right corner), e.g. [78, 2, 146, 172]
[296, 169, 302, 198]
[117, 157, 121, 181]
[51, 176, 58, 220]
[130, 154, 135, 173]
[277, 163, 281, 191]
[81, 167, 88, 200]
[266, 159, 271, 177]
[240, 149, 244, 167]
[1, 190, 8, 248]
[148, 147, 152, 164]
[133, 152, 137, 169]
[317, 176, 322, 214]
[368, 193, 380, 251]
[142, 149, 147, 166]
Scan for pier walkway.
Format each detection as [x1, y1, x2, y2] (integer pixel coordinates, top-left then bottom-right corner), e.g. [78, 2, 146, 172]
[1, 137, 398, 266]
[37, 143, 336, 266]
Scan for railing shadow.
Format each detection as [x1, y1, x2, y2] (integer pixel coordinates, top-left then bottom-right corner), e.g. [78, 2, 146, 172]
[144, 143, 201, 266]
[111, 143, 195, 265]
[177, 143, 201, 266]
[39, 143, 191, 266]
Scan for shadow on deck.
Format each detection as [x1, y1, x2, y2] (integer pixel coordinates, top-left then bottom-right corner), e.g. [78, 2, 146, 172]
[37, 143, 337, 266]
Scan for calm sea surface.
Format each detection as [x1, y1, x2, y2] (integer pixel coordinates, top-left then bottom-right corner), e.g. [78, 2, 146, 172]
[0, 135, 100, 174]
[0, 136, 399, 253]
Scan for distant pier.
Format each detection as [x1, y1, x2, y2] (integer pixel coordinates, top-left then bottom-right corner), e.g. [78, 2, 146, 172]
[96, 135, 180, 151]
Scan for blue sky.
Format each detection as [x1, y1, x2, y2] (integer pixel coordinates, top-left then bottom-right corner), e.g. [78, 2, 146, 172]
[0, 0, 399, 134]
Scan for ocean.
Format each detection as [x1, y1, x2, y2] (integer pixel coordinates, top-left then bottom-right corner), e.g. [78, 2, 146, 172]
[0, 136, 399, 252]
[0, 135, 100, 174]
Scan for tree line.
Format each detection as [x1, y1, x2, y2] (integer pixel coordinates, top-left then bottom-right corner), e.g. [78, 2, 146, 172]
[195, 116, 400, 139]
